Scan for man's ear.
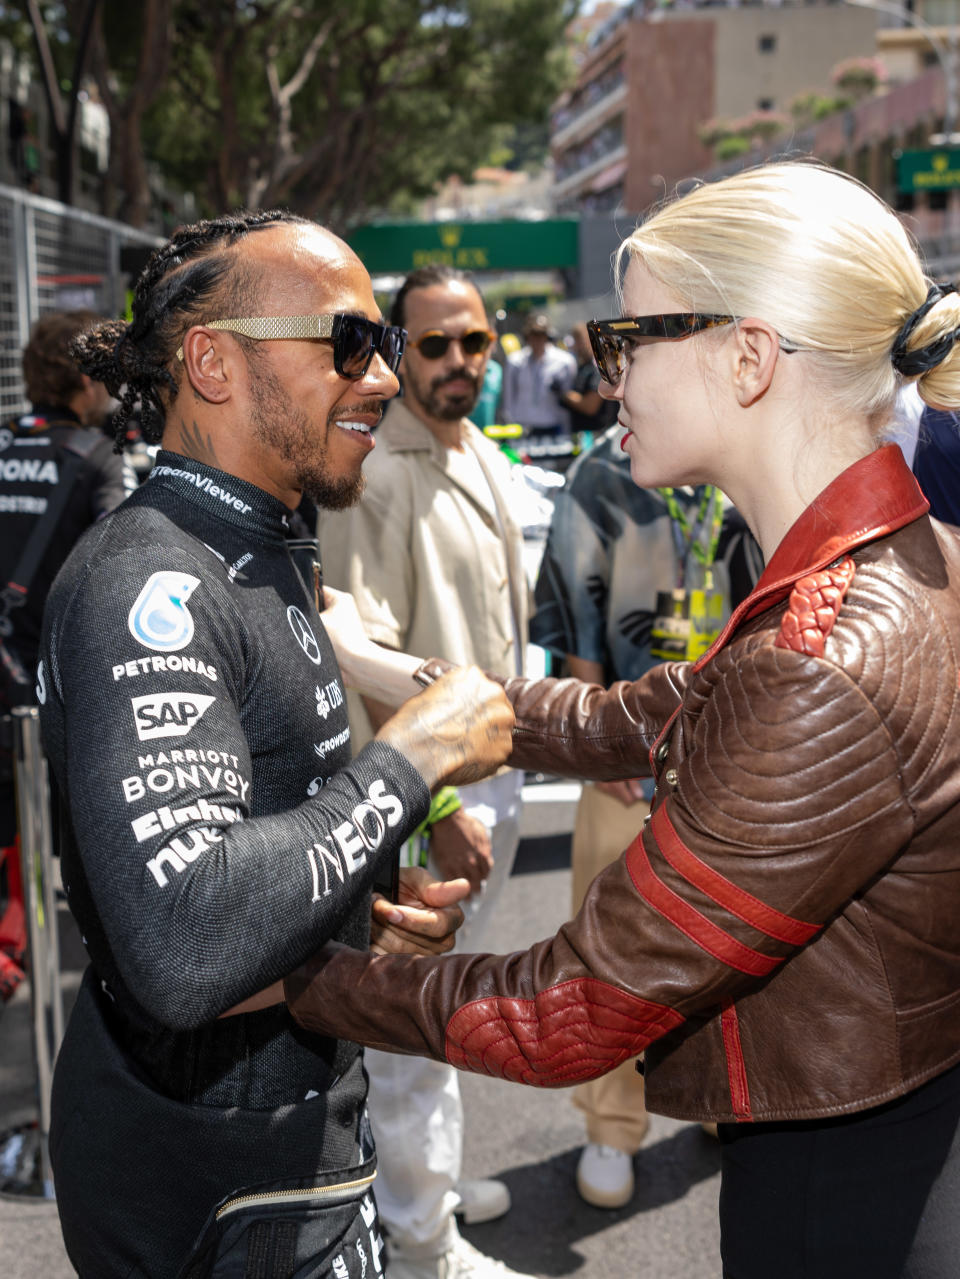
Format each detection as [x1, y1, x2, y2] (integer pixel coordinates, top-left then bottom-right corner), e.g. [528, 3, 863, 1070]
[730, 317, 781, 408]
[180, 327, 235, 404]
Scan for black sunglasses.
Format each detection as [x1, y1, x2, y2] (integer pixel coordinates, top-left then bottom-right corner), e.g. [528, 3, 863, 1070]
[176, 313, 407, 380]
[408, 329, 495, 360]
[587, 314, 736, 384]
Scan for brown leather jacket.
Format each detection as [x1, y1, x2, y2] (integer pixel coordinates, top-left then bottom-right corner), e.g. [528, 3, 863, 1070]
[288, 446, 960, 1124]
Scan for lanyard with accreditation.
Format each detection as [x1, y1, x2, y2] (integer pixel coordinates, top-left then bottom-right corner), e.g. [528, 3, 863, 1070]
[650, 485, 728, 662]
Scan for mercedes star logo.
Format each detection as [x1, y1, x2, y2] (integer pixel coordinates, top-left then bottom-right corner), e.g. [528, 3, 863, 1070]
[287, 605, 322, 665]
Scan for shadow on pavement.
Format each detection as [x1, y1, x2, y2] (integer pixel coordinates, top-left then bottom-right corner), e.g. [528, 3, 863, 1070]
[462, 1126, 722, 1276]
[511, 833, 572, 876]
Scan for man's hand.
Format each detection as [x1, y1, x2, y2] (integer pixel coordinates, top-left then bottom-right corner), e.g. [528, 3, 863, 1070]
[594, 778, 647, 807]
[370, 866, 470, 956]
[375, 666, 514, 789]
[429, 808, 493, 896]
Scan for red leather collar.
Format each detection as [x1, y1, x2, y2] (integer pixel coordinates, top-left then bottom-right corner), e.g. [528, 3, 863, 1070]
[694, 445, 929, 671]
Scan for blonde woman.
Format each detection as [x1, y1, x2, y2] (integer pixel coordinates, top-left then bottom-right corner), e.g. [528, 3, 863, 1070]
[288, 163, 960, 1277]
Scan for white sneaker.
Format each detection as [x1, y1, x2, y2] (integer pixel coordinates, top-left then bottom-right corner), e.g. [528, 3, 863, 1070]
[454, 1177, 511, 1224]
[387, 1234, 536, 1279]
[575, 1142, 634, 1209]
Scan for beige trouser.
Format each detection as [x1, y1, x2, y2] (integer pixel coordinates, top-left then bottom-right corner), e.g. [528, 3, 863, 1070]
[570, 781, 651, 1154]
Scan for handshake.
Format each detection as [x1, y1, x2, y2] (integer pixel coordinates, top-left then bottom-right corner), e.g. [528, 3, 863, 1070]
[375, 665, 515, 789]
[318, 584, 515, 789]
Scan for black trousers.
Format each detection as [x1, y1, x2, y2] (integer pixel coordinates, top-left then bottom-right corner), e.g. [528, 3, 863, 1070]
[718, 1060, 960, 1279]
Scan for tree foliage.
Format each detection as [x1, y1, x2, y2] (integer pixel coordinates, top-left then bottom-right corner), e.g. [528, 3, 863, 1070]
[13, 1, 577, 229]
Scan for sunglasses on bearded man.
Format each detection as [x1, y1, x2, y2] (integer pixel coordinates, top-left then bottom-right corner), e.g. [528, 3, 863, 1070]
[407, 330, 496, 360]
[175, 314, 407, 379]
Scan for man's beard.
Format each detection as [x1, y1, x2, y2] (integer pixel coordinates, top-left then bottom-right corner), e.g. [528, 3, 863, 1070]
[249, 361, 366, 511]
[406, 363, 480, 421]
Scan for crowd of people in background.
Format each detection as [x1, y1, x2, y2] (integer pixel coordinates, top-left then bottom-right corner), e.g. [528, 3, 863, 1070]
[2, 162, 960, 1279]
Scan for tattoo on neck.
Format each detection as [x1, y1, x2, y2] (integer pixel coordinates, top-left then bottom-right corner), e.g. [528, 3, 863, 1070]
[176, 418, 220, 466]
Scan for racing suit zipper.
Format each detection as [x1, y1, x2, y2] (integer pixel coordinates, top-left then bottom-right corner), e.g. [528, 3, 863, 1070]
[284, 536, 323, 616]
[216, 1170, 377, 1221]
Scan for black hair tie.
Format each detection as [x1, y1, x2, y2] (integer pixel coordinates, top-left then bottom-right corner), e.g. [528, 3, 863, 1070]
[891, 281, 958, 376]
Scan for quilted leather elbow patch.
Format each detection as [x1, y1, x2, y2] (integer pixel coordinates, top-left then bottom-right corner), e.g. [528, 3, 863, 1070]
[775, 558, 856, 656]
[444, 978, 684, 1086]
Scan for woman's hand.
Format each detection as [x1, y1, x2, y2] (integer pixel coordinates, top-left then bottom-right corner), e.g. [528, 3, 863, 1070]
[370, 866, 470, 956]
[320, 585, 373, 664]
[320, 586, 425, 706]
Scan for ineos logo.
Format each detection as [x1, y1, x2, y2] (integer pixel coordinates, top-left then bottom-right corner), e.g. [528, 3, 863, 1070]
[287, 605, 321, 665]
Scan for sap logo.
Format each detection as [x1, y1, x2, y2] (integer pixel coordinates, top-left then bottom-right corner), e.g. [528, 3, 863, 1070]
[287, 605, 321, 665]
[131, 692, 215, 741]
[112, 653, 218, 682]
[35, 660, 46, 705]
[306, 779, 404, 900]
[128, 572, 201, 652]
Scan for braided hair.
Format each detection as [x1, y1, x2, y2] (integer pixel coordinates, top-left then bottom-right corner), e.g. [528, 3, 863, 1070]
[71, 209, 309, 451]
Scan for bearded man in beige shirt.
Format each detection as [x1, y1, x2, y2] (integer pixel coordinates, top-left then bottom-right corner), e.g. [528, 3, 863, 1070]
[319, 265, 530, 1279]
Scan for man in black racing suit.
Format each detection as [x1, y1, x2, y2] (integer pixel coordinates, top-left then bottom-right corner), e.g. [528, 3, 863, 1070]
[37, 211, 513, 1279]
[0, 310, 135, 999]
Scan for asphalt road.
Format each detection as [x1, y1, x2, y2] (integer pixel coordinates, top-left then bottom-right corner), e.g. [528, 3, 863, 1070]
[0, 818, 722, 1278]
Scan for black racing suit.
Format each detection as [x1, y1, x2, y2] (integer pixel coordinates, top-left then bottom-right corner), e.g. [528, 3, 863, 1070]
[0, 407, 135, 842]
[0, 406, 136, 693]
[38, 451, 430, 1278]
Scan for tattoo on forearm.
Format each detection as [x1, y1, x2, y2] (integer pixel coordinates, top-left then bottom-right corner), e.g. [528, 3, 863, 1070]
[175, 417, 220, 466]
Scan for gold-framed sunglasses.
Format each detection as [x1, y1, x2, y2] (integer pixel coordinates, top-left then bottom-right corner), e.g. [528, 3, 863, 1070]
[175, 314, 407, 379]
[587, 314, 736, 385]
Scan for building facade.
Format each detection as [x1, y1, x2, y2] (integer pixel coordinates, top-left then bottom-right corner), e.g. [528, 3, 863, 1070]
[551, 0, 878, 216]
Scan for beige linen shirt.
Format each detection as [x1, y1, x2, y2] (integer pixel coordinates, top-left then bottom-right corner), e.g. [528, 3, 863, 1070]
[319, 398, 528, 745]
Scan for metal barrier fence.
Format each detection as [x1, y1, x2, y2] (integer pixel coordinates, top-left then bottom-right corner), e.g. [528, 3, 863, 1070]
[0, 708, 61, 1198]
[0, 183, 160, 422]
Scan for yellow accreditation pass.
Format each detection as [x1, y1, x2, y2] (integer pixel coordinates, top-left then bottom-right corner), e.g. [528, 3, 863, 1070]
[650, 587, 725, 662]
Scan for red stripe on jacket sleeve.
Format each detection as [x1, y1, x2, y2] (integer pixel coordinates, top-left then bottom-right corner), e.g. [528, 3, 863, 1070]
[651, 804, 820, 947]
[626, 834, 781, 978]
[444, 977, 684, 1087]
